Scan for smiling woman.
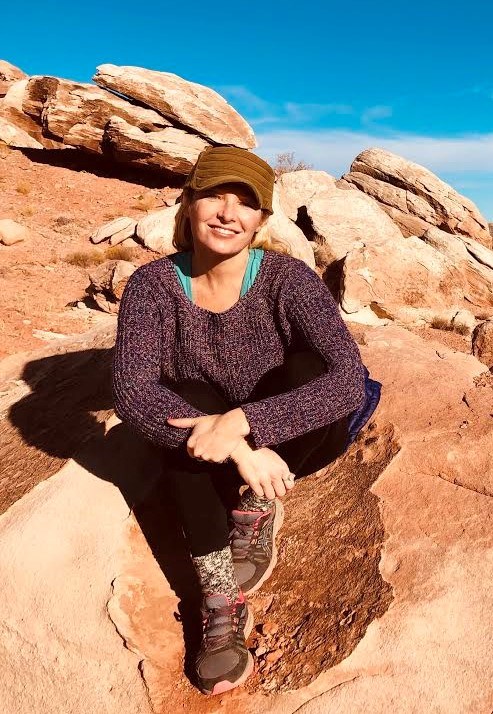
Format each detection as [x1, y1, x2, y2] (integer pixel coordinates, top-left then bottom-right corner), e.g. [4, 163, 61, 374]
[112, 145, 380, 696]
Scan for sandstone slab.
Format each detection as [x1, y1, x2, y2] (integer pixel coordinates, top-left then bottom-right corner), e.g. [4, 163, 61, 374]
[104, 116, 209, 174]
[340, 233, 493, 325]
[93, 64, 256, 148]
[0, 60, 26, 96]
[88, 259, 136, 313]
[266, 186, 316, 268]
[1, 324, 493, 713]
[0, 79, 61, 149]
[0, 115, 43, 149]
[23, 76, 169, 153]
[277, 170, 336, 221]
[307, 186, 403, 262]
[342, 148, 492, 248]
[91, 217, 136, 245]
[135, 204, 180, 254]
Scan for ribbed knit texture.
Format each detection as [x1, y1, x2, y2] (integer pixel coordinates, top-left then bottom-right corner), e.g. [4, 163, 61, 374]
[112, 250, 366, 451]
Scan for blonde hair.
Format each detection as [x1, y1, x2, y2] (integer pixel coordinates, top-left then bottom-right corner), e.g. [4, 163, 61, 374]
[171, 187, 292, 256]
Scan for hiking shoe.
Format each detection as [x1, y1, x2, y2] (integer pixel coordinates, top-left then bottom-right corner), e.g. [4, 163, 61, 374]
[195, 591, 254, 695]
[230, 499, 284, 595]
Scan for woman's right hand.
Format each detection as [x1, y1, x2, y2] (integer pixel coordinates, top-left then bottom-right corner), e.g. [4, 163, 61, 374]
[229, 439, 295, 499]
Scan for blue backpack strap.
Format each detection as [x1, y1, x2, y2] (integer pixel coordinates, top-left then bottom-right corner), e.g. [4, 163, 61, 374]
[346, 365, 382, 447]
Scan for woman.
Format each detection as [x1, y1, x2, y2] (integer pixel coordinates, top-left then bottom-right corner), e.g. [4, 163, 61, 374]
[113, 146, 380, 695]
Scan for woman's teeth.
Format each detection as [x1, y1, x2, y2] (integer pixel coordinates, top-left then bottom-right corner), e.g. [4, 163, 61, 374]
[211, 226, 237, 236]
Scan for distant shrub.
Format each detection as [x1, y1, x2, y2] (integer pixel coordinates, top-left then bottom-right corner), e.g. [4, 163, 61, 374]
[274, 152, 313, 177]
[430, 317, 470, 335]
[64, 249, 105, 268]
[104, 245, 139, 261]
[130, 191, 161, 212]
[16, 181, 31, 195]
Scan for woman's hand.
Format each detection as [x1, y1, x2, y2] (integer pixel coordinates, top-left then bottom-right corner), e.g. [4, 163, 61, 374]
[229, 440, 295, 500]
[167, 408, 250, 463]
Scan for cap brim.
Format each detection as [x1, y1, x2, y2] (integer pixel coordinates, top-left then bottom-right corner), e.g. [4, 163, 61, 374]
[190, 175, 264, 210]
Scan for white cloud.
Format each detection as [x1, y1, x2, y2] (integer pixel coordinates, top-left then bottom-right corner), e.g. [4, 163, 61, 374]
[361, 105, 393, 124]
[255, 128, 493, 175]
[218, 85, 354, 126]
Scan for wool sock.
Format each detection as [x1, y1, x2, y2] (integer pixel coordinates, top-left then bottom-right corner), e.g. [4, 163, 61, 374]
[237, 487, 275, 513]
[192, 546, 240, 602]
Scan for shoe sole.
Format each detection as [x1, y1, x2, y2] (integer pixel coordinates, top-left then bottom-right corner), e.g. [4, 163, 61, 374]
[242, 499, 285, 596]
[208, 605, 255, 696]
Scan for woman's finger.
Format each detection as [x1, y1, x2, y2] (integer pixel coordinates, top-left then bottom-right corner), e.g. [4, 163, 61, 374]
[260, 478, 276, 501]
[274, 482, 287, 498]
[249, 481, 264, 498]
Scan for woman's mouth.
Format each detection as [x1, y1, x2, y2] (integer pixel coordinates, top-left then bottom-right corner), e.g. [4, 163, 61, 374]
[208, 225, 238, 237]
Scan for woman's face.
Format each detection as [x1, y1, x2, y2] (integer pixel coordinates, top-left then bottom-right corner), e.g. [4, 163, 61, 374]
[187, 182, 265, 256]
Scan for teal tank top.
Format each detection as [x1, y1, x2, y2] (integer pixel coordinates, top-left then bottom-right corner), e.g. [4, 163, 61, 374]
[170, 248, 265, 300]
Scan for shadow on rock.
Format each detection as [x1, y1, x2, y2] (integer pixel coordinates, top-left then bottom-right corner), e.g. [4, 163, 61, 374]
[21, 147, 185, 188]
[6, 340, 202, 683]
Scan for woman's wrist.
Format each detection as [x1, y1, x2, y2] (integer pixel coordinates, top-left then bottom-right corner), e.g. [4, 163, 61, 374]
[226, 407, 251, 437]
[229, 437, 253, 464]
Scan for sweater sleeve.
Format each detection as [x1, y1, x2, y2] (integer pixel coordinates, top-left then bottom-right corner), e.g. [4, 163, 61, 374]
[240, 264, 366, 448]
[112, 268, 207, 450]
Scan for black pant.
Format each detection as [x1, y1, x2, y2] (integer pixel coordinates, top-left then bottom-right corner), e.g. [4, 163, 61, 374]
[162, 350, 349, 557]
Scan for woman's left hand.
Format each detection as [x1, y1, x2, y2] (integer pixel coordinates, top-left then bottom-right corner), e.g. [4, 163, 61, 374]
[167, 408, 250, 463]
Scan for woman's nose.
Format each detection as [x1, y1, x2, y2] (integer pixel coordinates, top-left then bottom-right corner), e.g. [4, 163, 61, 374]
[217, 196, 237, 222]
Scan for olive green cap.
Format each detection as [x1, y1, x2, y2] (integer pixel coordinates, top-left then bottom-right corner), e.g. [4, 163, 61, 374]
[184, 146, 275, 214]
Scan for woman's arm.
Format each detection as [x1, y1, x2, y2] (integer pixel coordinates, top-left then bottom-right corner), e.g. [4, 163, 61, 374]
[112, 268, 207, 450]
[240, 263, 366, 449]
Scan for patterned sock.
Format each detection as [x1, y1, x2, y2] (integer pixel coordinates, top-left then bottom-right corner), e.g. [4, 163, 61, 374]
[238, 487, 275, 513]
[192, 546, 240, 601]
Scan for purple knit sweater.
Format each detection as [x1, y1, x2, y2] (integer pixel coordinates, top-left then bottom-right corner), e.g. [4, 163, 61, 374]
[112, 249, 366, 450]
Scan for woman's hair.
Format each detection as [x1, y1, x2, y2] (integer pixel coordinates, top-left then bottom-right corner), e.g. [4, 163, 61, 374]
[171, 187, 292, 256]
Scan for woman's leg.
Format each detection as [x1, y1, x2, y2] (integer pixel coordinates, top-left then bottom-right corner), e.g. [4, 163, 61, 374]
[246, 350, 350, 478]
[162, 380, 253, 696]
[162, 379, 242, 558]
[230, 350, 351, 596]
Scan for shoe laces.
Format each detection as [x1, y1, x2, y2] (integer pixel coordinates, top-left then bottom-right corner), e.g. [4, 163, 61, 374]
[201, 599, 243, 650]
[230, 510, 270, 557]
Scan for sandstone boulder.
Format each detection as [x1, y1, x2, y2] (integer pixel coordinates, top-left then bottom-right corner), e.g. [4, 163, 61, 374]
[0, 79, 61, 148]
[0, 115, 43, 149]
[342, 148, 491, 248]
[93, 64, 256, 148]
[266, 187, 316, 268]
[104, 116, 209, 174]
[277, 169, 336, 221]
[90, 217, 136, 245]
[340, 234, 493, 325]
[0, 60, 26, 96]
[472, 320, 493, 369]
[88, 260, 136, 313]
[23, 76, 169, 153]
[136, 204, 180, 254]
[306, 186, 403, 262]
[0, 218, 31, 245]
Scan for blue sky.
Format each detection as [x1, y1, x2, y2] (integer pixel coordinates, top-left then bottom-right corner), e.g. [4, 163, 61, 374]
[4, 0, 493, 217]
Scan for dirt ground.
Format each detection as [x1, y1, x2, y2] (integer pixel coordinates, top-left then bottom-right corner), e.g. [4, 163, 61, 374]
[0, 145, 180, 359]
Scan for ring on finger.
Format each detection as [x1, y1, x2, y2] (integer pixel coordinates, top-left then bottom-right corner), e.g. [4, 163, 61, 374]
[282, 473, 295, 482]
